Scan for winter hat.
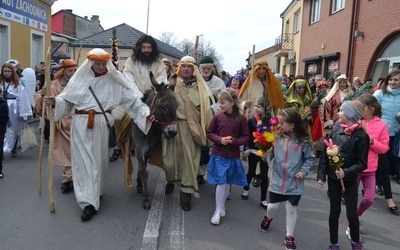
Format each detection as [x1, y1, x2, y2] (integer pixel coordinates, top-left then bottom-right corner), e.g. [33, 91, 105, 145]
[199, 56, 214, 66]
[6, 59, 19, 68]
[340, 100, 363, 123]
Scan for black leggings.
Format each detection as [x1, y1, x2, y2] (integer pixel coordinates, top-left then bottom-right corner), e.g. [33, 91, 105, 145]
[328, 178, 360, 244]
[376, 154, 394, 199]
[244, 153, 269, 201]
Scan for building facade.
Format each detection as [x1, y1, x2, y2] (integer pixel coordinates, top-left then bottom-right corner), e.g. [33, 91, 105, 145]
[0, 0, 55, 68]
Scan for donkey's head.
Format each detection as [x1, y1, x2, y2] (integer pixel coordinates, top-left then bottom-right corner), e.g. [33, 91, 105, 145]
[144, 72, 178, 139]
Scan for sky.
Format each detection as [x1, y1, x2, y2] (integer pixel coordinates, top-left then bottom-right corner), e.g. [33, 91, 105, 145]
[52, 0, 293, 75]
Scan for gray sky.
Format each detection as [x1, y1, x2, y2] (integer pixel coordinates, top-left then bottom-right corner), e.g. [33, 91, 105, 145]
[52, 0, 292, 74]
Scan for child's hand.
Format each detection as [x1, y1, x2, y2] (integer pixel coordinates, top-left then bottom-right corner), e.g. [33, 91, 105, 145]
[317, 180, 325, 188]
[244, 149, 251, 157]
[295, 171, 304, 179]
[221, 136, 232, 145]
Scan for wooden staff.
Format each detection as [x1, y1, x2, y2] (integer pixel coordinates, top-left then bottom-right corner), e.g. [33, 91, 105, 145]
[246, 45, 256, 117]
[37, 47, 51, 194]
[76, 44, 83, 64]
[45, 47, 56, 213]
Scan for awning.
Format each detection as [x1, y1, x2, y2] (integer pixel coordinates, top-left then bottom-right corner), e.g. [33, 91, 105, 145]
[51, 35, 70, 43]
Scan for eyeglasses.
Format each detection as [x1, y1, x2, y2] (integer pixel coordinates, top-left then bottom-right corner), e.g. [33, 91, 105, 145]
[2, 70, 12, 73]
[296, 86, 305, 89]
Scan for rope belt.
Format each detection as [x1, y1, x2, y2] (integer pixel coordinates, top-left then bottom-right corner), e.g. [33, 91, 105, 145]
[74, 109, 111, 129]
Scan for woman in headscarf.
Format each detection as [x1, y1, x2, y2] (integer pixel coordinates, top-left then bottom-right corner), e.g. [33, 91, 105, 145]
[323, 74, 353, 133]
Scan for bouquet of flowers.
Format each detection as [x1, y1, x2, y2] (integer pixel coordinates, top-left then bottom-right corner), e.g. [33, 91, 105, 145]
[252, 111, 279, 159]
[324, 139, 345, 192]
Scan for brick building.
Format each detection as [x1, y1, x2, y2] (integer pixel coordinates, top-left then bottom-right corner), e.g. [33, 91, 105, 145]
[291, 0, 400, 83]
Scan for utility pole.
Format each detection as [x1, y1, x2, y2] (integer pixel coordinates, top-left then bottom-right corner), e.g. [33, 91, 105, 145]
[146, 0, 150, 34]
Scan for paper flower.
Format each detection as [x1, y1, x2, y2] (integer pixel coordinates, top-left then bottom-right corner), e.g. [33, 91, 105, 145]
[324, 139, 345, 192]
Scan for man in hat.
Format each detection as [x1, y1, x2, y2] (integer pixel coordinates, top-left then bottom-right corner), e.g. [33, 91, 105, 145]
[198, 55, 226, 100]
[163, 56, 213, 211]
[197, 56, 226, 184]
[35, 59, 78, 193]
[45, 48, 153, 221]
[238, 59, 285, 118]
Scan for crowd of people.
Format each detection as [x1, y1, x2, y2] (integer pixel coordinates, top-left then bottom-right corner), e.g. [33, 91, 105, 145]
[1, 34, 399, 250]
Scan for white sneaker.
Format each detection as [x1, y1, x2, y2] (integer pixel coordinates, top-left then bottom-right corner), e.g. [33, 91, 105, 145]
[211, 212, 220, 225]
[241, 190, 249, 200]
[260, 200, 269, 209]
[220, 207, 226, 217]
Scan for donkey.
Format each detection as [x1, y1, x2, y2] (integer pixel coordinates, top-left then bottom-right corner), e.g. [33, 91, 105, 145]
[131, 72, 178, 209]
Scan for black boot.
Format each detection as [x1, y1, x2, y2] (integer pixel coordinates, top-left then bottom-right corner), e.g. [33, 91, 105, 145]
[81, 205, 97, 222]
[180, 191, 192, 211]
[61, 181, 73, 193]
[109, 149, 122, 162]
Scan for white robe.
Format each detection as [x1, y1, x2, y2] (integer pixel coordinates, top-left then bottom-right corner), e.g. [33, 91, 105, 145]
[2, 82, 33, 154]
[54, 73, 151, 210]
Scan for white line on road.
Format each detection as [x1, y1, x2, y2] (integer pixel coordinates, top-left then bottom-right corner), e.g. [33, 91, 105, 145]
[169, 187, 185, 250]
[141, 171, 166, 250]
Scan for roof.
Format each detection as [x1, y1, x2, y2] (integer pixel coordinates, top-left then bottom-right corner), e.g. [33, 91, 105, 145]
[69, 23, 184, 59]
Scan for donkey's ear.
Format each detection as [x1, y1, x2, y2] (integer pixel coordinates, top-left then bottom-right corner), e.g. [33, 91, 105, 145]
[149, 71, 159, 87]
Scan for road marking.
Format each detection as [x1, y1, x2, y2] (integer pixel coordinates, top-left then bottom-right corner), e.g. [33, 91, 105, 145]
[141, 171, 166, 250]
[169, 187, 185, 249]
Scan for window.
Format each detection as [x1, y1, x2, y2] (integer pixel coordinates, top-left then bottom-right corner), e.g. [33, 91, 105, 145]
[332, 0, 345, 13]
[311, 0, 321, 24]
[293, 10, 301, 33]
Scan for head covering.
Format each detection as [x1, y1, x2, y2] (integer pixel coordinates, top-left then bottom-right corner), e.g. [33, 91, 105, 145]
[325, 74, 353, 101]
[21, 68, 36, 106]
[53, 59, 78, 80]
[233, 73, 245, 84]
[238, 58, 284, 108]
[59, 48, 129, 104]
[6, 59, 19, 68]
[199, 56, 214, 66]
[274, 73, 283, 82]
[316, 81, 330, 89]
[341, 100, 363, 123]
[285, 79, 313, 107]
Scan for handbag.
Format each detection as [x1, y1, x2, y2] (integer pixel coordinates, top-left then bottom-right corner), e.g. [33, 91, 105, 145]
[19, 122, 39, 152]
[88, 86, 118, 148]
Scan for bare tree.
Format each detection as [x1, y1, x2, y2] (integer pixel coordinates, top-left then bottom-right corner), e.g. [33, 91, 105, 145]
[159, 32, 225, 72]
[158, 32, 177, 47]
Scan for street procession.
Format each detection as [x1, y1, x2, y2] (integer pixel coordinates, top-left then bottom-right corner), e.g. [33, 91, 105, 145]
[1, 0, 400, 249]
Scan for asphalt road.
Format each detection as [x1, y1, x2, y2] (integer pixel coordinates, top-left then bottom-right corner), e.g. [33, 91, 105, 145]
[1, 128, 400, 250]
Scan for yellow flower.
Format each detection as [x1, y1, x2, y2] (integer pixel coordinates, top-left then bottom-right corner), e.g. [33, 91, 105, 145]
[332, 156, 339, 163]
[257, 120, 262, 125]
[256, 149, 264, 157]
[263, 131, 274, 142]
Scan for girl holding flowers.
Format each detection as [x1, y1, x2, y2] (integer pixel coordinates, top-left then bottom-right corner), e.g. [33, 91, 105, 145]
[259, 108, 313, 250]
[242, 96, 277, 208]
[207, 88, 250, 226]
[317, 100, 369, 250]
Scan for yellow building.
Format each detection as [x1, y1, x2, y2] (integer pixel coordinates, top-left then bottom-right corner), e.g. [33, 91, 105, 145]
[274, 0, 303, 77]
[0, 0, 56, 68]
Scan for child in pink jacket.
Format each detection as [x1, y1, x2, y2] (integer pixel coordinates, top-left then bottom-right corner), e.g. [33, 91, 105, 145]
[349, 94, 390, 238]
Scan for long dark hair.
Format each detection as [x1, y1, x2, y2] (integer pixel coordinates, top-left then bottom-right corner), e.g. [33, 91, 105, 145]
[278, 108, 309, 143]
[132, 35, 160, 64]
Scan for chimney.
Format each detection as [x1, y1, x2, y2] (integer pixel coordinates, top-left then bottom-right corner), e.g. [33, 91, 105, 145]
[65, 9, 73, 13]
